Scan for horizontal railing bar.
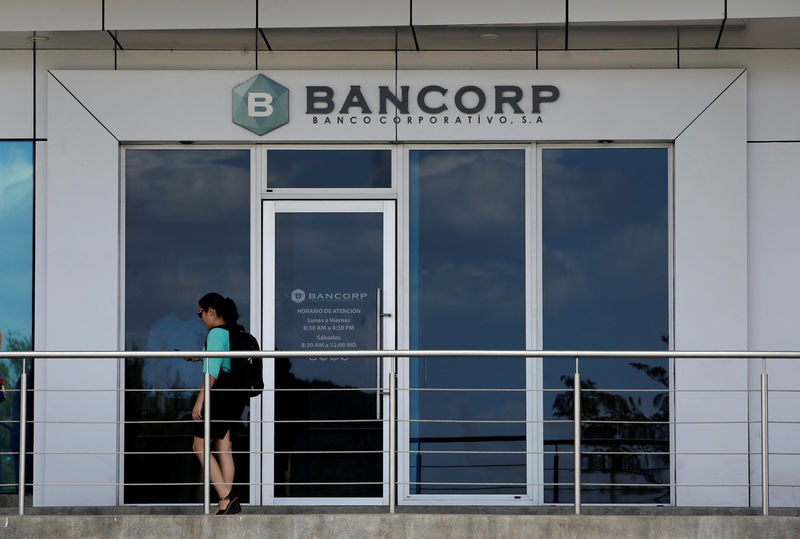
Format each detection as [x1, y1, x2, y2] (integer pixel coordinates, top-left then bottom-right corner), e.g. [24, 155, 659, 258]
[6, 419, 772, 426]
[6, 386, 792, 393]
[8, 387, 772, 394]
[1, 450, 771, 458]
[7, 385, 789, 394]
[7, 481, 788, 492]
[0, 482, 349, 489]
[397, 481, 756, 490]
[9, 450, 765, 458]
[4, 349, 800, 359]
[13, 419, 389, 425]
[10, 450, 388, 456]
[12, 387, 385, 393]
[403, 419, 754, 424]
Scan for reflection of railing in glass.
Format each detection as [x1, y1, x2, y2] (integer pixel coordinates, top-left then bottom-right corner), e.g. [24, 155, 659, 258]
[0, 331, 33, 496]
[548, 361, 670, 503]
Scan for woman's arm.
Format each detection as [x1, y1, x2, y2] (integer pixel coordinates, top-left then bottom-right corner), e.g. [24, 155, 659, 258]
[192, 328, 229, 420]
[192, 374, 217, 421]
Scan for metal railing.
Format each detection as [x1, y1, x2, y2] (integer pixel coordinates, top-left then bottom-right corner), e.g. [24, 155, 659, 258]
[1, 349, 799, 516]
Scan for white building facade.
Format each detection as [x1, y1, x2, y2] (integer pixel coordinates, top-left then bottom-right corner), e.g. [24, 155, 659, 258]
[0, 0, 798, 509]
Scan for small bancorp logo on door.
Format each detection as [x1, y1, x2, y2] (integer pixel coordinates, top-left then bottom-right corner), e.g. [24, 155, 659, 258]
[291, 289, 306, 304]
[232, 74, 289, 135]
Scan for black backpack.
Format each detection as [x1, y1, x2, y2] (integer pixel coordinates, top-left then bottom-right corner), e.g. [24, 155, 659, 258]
[208, 325, 264, 400]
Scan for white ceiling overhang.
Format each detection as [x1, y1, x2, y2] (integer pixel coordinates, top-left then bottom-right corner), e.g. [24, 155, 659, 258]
[49, 68, 743, 142]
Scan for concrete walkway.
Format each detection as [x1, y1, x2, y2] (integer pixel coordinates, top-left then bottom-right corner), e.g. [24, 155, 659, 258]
[4, 514, 800, 538]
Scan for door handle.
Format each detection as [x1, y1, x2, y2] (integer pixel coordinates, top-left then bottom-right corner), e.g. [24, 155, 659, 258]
[376, 288, 392, 417]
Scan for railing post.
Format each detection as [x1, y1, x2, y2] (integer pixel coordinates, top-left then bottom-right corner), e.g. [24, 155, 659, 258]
[389, 355, 397, 514]
[203, 368, 211, 515]
[574, 357, 581, 515]
[761, 358, 769, 516]
[18, 358, 27, 516]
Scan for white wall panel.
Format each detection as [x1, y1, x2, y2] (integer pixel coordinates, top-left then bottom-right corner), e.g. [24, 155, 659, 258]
[258, 51, 393, 70]
[747, 143, 800, 506]
[748, 143, 800, 350]
[35, 50, 114, 137]
[34, 76, 119, 507]
[0, 51, 33, 138]
[106, 0, 255, 30]
[117, 50, 256, 70]
[260, 0, 408, 28]
[0, 0, 101, 31]
[412, 0, 564, 25]
[681, 50, 800, 142]
[674, 74, 748, 506]
[729, 0, 800, 18]
[570, 0, 722, 23]
[674, 73, 748, 350]
[569, 25, 680, 49]
[538, 50, 677, 69]
[398, 51, 537, 70]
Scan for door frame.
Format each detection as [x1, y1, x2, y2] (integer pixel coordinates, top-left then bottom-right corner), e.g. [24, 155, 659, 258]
[261, 199, 397, 506]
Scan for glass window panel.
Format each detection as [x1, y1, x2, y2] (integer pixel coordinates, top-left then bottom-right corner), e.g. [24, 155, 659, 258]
[0, 141, 33, 494]
[124, 149, 250, 504]
[409, 149, 526, 495]
[267, 149, 391, 188]
[542, 147, 669, 504]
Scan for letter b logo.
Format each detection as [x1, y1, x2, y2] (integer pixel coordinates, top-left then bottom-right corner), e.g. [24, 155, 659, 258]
[233, 74, 289, 135]
[248, 92, 273, 117]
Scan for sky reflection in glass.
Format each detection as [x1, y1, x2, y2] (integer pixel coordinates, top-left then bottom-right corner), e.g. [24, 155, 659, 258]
[409, 149, 526, 495]
[0, 141, 33, 493]
[542, 147, 669, 504]
[268, 149, 391, 188]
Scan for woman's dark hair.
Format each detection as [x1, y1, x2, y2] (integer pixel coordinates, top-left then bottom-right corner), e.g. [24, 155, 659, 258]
[198, 292, 241, 328]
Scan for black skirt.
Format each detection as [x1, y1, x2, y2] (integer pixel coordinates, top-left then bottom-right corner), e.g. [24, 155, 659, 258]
[194, 372, 246, 440]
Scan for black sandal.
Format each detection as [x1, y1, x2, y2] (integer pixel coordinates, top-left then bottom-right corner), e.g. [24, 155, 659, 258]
[214, 494, 231, 515]
[220, 496, 240, 515]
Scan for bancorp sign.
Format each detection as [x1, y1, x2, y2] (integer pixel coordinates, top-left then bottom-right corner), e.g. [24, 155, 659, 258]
[232, 73, 560, 135]
[305, 84, 559, 125]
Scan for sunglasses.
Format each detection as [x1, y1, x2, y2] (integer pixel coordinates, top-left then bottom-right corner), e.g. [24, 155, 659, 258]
[197, 310, 205, 319]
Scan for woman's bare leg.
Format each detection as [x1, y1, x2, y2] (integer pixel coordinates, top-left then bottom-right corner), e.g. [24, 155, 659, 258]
[214, 430, 235, 499]
[192, 435, 232, 511]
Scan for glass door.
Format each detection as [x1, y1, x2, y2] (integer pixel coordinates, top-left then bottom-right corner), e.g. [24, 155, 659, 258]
[262, 200, 395, 504]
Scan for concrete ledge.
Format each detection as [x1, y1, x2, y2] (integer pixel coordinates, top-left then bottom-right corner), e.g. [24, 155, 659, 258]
[3, 514, 800, 538]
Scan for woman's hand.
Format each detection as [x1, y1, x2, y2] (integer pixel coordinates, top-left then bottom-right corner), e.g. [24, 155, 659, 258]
[185, 357, 202, 362]
[192, 398, 204, 421]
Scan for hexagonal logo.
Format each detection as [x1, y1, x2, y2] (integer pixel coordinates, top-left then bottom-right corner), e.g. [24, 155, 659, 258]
[232, 74, 289, 135]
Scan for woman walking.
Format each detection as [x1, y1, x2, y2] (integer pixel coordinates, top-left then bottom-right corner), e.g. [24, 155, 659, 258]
[191, 292, 244, 515]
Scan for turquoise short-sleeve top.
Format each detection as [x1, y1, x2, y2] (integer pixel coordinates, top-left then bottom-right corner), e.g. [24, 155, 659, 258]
[203, 327, 231, 379]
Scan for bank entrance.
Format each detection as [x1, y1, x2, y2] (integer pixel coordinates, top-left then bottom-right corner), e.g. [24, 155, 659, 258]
[121, 145, 671, 506]
[262, 200, 396, 504]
